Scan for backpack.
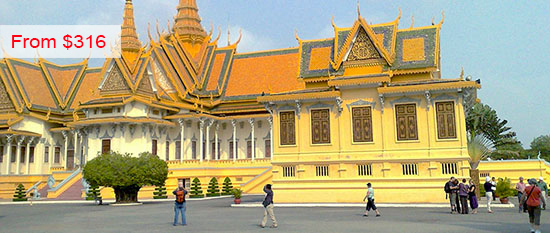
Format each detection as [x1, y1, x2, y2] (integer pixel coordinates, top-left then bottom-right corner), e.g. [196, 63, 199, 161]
[444, 181, 451, 193]
[176, 190, 185, 203]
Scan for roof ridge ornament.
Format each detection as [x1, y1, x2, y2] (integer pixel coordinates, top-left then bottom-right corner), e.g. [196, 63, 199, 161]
[410, 15, 414, 29]
[357, 0, 361, 19]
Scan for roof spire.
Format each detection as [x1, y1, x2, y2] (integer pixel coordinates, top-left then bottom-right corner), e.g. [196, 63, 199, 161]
[120, 0, 142, 53]
[173, 0, 207, 42]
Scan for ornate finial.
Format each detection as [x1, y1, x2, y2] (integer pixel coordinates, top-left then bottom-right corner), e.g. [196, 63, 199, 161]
[410, 15, 414, 29]
[438, 11, 445, 26]
[173, 0, 207, 42]
[294, 29, 301, 42]
[331, 16, 337, 29]
[229, 29, 242, 47]
[460, 67, 464, 79]
[396, 7, 402, 21]
[120, 0, 142, 53]
[147, 23, 153, 41]
[431, 17, 435, 25]
[227, 25, 231, 46]
[357, 0, 361, 19]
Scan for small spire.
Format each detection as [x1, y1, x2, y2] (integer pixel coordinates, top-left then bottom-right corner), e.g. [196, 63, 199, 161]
[173, 0, 207, 42]
[120, 0, 142, 52]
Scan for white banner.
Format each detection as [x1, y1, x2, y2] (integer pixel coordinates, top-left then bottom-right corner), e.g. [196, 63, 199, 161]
[0, 25, 122, 58]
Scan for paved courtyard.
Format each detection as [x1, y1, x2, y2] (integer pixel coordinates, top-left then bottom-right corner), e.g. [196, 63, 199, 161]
[0, 196, 548, 233]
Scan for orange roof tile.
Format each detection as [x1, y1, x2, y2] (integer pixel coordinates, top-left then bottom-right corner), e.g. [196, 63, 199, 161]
[225, 52, 303, 97]
[70, 69, 102, 109]
[11, 63, 57, 108]
[206, 53, 226, 91]
[44, 65, 81, 100]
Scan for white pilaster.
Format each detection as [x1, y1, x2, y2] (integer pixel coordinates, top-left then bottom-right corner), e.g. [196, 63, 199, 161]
[5, 135, 12, 174]
[249, 118, 255, 161]
[268, 116, 273, 160]
[206, 119, 212, 161]
[215, 122, 219, 160]
[231, 119, 237, 162]
[199, 118, 205, 162]
[178, 119, 185, 162]
[15, 136, 24, 175]
[62, 131, 68, 169]
[25, 140, 31, 174]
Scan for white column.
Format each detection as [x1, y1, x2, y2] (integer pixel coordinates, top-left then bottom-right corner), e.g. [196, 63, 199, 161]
[62, 131, 68, 169]
[249, 118, 255, 161]
[15, 136, 24, 175]
[34, 138, 42, 174]
[178, 119, 185, 162]
[268, 117, 273, 160]
[48, 139, 53, 171]
[4, 135, 13, 174]
[231, 120, 237, 162]
[215, 122, 219, 160]
[206, 120, 212, 161]
[25, 140, 31, 174]
[73, 130, 78, 169]
[199, 118, 205, 162]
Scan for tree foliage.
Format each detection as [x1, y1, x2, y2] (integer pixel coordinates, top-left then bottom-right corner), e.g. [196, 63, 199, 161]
[221, 177, 233, 196]
[189, 177, 204, 198]
[530, 135, 550, 161]
[13, 184, 27, 202]
[83, 152, 168, 203]
[466, 103, 520, 160]
[206, 177, 220, 197]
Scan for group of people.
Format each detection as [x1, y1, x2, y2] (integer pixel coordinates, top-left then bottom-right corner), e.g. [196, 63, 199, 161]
[444, 177, 479, 214]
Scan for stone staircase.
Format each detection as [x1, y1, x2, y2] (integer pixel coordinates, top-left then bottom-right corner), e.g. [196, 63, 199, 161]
[55, 178, 84, 200]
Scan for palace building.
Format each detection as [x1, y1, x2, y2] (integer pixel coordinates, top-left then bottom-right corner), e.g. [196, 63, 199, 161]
[0, 0, 489, 203]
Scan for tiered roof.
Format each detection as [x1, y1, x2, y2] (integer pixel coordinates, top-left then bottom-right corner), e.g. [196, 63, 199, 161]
[0, 1, 480, 129]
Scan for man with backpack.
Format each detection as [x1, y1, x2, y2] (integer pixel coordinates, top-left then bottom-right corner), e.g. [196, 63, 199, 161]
[173, 182, 188, 226]
[444, 177, 453, 213]
[445, 177, 460, 213]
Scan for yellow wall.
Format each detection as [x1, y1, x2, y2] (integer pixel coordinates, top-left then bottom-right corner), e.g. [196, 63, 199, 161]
[478, 160, 550, 184]
[271, 83, 471, 203]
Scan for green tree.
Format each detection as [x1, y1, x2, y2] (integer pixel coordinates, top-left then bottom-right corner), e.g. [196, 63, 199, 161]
[206, 177, 221, 197]
[13, 184, 27, 202]
[467, 134, 494, 199]
[530, 135, 550, 161]
[83, 152, 168, 203]
[86, 184, 102, 201]
[466, 103, 517, 146]
[490, 142, 524, 160]
[189, 177, 204, 198]
[221, 177, 233, 195]
[153, 184, 168, 199]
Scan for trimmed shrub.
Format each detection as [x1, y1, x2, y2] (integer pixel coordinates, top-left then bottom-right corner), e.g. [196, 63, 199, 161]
[221, 177, 233, 195]
[206, 177, 221, 197]
[86, 184, 102, 201]
[13, 184, 27, 202]
[189, 177, 204, 198]
[153, 184, 168, 199]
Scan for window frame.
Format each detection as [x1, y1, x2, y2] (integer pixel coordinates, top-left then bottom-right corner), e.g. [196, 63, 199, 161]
[279, 111, 296, 146]
[310, 108, 331, 145]
[435, 101, 458, 140]
[351, 106, 374, 143]
[101, 139, 111, 154]
[152, 139, 158, 156]
[394, 103, 419, 141]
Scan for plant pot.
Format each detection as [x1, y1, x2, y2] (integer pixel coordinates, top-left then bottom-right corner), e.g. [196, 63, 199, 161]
[234, 198, 241, 204]
[499, 197, 509, 204]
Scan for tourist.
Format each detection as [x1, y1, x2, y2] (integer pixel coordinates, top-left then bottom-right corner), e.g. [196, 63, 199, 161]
[458, 178, 469, 214]
[491, 177, 497, 201]
[451, 178, 461, 213]
[468, 179, 478, 214]
[516, 177, 526, 213]
[444, 177, 455, 213]
[521, 178, 546, 233]
[484, 176, 495, 213]
[537, 177, 547, 210]
[261, 184, 277, 228]
[363, 183, 381, 217]
[172, 183, 188, 226]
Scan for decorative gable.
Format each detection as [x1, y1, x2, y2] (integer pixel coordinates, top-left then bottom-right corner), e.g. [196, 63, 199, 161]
[347, 27, 383, 62]
[100, 64, 131, 93]
[0, 79, 15, 112]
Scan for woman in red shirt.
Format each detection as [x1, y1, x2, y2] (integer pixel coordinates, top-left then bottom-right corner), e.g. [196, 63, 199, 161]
[521, 178, 546, 233]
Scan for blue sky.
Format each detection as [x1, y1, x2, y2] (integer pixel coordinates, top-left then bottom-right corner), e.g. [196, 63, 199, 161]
[0, 0, 548, 147]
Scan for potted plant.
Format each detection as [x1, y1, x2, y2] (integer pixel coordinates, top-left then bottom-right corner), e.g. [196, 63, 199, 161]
[495, 177, 517, 204]
[232, 188, 243, 204]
